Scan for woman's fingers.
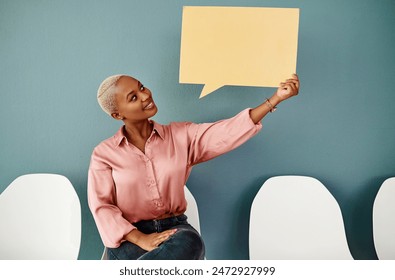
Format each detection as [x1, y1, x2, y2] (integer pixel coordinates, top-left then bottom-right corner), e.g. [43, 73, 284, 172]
[275, 74, 300, 101]
[282, 78, 299, 90]
[154, 229, 178, 246]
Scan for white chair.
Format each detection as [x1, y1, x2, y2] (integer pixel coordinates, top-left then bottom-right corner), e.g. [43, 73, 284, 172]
[101, 185, 201, 259]
[184, 185, 201, 233]
[249, 176, 353, 259]
[373, 177, 395, 259]
[0, 173, 81, 259]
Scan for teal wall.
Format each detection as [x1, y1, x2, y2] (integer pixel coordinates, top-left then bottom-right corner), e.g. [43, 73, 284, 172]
[1, 0, 394, 260]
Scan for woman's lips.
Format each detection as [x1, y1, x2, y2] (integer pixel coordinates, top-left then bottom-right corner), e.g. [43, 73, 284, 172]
[144, 101, 154, 110]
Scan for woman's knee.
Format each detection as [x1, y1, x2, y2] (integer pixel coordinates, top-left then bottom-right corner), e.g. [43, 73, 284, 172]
[171, 229, 205, 258]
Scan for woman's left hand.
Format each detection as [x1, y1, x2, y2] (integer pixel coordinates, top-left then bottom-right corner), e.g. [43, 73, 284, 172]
[249, 73, 300, 123]
[275, 74, 300, 102]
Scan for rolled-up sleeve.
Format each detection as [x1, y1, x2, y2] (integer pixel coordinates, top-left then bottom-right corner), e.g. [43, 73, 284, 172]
[187, 108, 262, 166]
[87, 149, 135, 248]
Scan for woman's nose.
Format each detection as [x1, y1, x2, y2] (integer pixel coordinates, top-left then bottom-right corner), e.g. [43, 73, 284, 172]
[140, 91, 150, 101]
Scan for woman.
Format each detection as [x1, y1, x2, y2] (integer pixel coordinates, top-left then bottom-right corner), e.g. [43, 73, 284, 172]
[88, 73, 299, 260]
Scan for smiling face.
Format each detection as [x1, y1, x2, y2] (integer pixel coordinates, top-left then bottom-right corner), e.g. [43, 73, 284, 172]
[111, 76, 158, 122]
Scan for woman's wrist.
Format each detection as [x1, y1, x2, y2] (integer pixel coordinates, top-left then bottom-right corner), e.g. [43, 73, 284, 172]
[125, 229, 144, 245]
[268, 94, 282, 108]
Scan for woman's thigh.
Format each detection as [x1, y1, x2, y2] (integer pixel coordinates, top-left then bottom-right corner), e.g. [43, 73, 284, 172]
[107, 241, 147, 260]
[138, 224, 205, 260]
[106, 221, 205, 260]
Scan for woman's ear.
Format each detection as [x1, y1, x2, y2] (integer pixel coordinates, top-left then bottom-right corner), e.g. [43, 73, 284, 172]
[111, 112, 123, 120]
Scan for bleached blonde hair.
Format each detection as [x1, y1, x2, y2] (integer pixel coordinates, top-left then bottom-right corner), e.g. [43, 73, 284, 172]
[97, 74, 125, 115]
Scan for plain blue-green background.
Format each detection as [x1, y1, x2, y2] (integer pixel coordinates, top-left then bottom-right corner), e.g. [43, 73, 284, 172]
[1, 0, 394, 260]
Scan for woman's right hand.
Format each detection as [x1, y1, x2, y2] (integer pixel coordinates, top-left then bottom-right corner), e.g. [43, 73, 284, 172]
[125, 228, 178, 252]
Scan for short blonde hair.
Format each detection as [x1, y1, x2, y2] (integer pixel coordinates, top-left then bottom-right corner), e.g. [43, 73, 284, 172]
[97, 74, 124, 115]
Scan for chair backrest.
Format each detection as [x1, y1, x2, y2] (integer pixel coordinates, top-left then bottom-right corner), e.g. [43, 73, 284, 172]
[249, 175, 353, 259]
[373, 177, 395, 259]
[184, 185, 201, 233]
[0, 174, 81, 259]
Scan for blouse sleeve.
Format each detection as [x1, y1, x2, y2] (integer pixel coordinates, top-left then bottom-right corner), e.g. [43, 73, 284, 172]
[187, 108, 262, 166]
[87, 148, 135, 248]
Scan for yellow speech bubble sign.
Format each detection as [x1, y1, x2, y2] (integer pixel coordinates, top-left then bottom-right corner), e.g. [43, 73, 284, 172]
[179, 6, 300, 98]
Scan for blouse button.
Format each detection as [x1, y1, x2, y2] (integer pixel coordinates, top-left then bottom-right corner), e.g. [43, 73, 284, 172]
[154, 200, 163, 207]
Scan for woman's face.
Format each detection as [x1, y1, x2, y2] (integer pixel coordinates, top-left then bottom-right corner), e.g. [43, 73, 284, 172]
[112, 76, 158, 122]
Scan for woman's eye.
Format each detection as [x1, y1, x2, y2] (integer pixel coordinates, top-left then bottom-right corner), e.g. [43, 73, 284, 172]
[131, 95, 137, 101]
[140, 85, 145, 91]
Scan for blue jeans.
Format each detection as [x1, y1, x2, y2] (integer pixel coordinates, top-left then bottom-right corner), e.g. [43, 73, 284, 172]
[107, 214, 205, 260]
